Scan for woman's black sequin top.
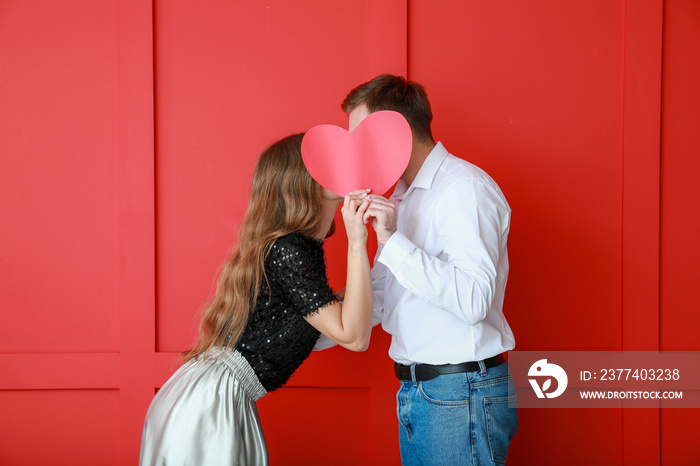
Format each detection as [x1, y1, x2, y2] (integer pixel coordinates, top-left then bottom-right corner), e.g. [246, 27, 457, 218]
[235, 232, 338, 392]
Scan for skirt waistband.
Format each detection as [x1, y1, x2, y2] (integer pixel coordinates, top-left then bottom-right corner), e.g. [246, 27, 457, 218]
[207, 347, 267, 401]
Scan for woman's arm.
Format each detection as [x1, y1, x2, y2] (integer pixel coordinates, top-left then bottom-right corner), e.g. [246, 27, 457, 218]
[305, 195, 373, 351]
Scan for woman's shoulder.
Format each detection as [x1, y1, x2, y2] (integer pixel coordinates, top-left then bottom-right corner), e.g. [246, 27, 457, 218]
[267, 232, 324, 263]
[271, 232, 322, 250]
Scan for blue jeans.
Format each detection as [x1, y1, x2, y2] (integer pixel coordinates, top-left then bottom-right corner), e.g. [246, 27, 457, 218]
[397, 361, 518, 465]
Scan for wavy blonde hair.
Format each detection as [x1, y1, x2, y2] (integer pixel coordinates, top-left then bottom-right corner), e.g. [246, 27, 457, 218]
[184, 133, 323, 361]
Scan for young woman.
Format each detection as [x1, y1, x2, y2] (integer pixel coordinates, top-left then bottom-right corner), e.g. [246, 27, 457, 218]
[139, 133, 373, 465]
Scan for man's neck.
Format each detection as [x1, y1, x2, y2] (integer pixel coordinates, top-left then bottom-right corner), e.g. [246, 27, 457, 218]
[401, 140, 436, 186]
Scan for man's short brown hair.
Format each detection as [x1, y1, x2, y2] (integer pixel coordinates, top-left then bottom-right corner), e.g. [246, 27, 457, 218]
[341, 74, 434, 144]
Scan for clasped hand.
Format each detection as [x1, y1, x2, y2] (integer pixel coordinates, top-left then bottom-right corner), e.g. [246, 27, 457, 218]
[344, 189, 397, 246]
[341, 190, 372, 245]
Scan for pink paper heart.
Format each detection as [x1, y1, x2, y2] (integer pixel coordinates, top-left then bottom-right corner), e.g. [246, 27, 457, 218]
[301, 110, 412, 196]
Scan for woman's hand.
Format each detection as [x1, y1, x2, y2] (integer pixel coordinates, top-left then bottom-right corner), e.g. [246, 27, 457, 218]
[341, 189, 372, 245]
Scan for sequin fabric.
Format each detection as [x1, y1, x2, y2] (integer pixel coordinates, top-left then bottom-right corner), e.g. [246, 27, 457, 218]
[235, 232, 338, 392]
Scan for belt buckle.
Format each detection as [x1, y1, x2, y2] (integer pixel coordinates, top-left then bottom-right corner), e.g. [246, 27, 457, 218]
[394, 364, 410, 381]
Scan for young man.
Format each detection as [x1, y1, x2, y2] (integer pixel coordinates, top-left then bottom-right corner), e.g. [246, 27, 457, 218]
[345, 74, 517, 465]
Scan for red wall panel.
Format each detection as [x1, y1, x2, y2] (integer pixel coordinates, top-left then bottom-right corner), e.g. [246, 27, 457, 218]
[406, 1, 664, 464]
[258, 387, 371, 465]
[152, 1, 406, 464]
[660, 0, 700, 351]
[0, 0, 121, 353]
[0, 390, 120, 466]
[510, 409, 622, 466]
[0, 0, 155, 464]
[659, 0, 700, 464]
[408, 0, 625, 354]
[154, 0, 404, 352]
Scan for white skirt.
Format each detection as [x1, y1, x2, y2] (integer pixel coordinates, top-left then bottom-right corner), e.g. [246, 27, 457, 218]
[140, 348, 268, 466]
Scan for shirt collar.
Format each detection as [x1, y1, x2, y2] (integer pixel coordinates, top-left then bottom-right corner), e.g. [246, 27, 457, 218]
[393, 142, 448, 200]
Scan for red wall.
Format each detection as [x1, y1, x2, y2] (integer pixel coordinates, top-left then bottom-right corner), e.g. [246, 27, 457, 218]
[1, 1, 698, 465]
[659, 1, 700, 464]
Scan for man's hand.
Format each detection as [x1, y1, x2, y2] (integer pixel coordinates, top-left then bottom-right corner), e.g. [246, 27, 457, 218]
[363, 195, 397, 246]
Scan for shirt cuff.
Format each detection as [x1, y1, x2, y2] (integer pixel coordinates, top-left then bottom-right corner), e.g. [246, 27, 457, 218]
[377, 231, 414, 270]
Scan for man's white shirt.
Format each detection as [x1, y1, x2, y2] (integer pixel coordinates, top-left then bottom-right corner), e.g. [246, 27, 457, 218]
[372, 142, 515, 365]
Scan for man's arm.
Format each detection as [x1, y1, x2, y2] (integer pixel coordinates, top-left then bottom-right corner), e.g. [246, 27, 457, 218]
[366, 180, 510, 325]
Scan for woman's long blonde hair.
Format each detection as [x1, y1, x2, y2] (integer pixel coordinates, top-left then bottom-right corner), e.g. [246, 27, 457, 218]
[184, 133, 323, 361]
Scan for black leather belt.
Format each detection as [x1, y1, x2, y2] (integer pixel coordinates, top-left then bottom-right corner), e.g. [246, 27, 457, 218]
[394, 354, 506, 382]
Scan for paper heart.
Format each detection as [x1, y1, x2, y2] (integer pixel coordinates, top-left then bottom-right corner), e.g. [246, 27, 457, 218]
[301, 110, 412, 196]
